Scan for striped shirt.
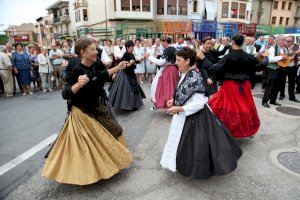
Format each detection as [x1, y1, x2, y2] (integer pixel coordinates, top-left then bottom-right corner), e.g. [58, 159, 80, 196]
[0, 52, 12, 70]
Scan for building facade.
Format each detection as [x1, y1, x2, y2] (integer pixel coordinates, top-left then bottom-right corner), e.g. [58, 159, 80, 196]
[270, 0, 297, 26]
[5, 23, 37, 44]
[251, 0, 273, 25]
[217, 0, 253, 23]
[45, 0, 75, 41]
[251, 0, 300, 27]
[69, 0, 218, 39]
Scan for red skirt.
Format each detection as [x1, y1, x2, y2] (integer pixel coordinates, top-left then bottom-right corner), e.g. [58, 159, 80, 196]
[155, 65, 179, 109]
[209, 80, 260, 138]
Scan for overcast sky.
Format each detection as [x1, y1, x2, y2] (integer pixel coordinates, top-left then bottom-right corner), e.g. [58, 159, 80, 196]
[0, 0, 57, 31]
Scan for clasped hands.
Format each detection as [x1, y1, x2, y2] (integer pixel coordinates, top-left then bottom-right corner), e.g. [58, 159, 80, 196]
[166, 99, 184, 115]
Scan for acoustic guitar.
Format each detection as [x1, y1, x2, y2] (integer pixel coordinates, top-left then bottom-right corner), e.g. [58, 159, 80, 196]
[277, 55, 294, 68]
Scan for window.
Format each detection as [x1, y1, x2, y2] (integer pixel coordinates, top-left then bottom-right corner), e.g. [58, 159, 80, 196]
[288, 2, 292, 10]
[167, 0, 177, 15]
[279, 17, 284, 25]
[75, 10, 81, 22]
[239, 3, 246, 19]
[157, 0, 164, 14]
[282, 1, 286, 9]
[222, 2, 229, 18]
[286, 17, 290, 25]
[193, 0, 198, 13]
[132, 0, 140, 11]
[273, 1, 278, 9]
[142, 0, 150, 12]
[83, 9, 88, 21]
[178, 0, 187, 15]
[114, 0, 116, 11]
[231, 2, 238, 18]
[121, 0, 130, 11]
[272, 16, 276, 25]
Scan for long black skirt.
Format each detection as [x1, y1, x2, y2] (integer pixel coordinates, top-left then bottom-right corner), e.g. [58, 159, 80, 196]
[176, 105, 242, 179]
[108, 70, 146, 111]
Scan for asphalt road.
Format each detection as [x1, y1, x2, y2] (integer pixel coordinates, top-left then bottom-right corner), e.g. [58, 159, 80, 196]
[1, 83, 300, 200]
[0, 85, 155, 199]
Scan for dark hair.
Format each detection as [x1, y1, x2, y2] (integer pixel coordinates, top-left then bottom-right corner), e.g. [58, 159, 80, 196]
[75, 37, 94, 57]
[232, 34, 244, 46]
[106, 39, 112, 44]
[184, 37, 191, 42]
[135, 38, 141, 43]
[14, 43, 23, 49]
[269, 35, 275, 39]
[176, 47, 197, 66]
[160, 36, 172, 44]
[177, 35, 184, 40]
[125, 40, 135, 49]
[202, 36, 212, 44]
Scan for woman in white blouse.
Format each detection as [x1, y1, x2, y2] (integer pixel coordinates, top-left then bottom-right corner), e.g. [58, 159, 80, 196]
[38, 46, 53, 92]
[161, 47, 242, 179]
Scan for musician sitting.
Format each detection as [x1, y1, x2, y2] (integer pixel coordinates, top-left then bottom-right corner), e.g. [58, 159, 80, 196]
[262, 35, 288, 108]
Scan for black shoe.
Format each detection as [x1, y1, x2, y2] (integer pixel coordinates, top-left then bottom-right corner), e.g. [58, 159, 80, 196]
[270, 101, 282, 106]
[279, 95, 285, 100]
[262, 102, 270, 108]
[289, 98, 300, 103]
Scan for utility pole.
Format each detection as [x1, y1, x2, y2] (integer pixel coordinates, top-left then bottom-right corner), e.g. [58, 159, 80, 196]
[104, 0, 108, 37]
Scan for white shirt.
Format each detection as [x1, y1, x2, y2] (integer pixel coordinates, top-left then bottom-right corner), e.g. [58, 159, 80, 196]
[268, 45, 284, 63]
[113, 45, 126, 59]
[98, 45, 112, 63]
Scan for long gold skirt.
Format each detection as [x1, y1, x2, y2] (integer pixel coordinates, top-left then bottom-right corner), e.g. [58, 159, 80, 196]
[41, 106, 133, 185]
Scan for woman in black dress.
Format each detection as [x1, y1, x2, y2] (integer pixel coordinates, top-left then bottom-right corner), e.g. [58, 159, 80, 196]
[42, 37, 132, 185]
[196, 36, 230, 96]
[161, 47, 242, 179]
[109, 40, 146, 110]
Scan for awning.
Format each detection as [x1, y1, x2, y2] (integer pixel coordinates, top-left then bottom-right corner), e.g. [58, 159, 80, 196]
[205, 1, 215, 21]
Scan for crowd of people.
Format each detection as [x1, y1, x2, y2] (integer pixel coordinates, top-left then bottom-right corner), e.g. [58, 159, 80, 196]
[1, 33, 300, 185]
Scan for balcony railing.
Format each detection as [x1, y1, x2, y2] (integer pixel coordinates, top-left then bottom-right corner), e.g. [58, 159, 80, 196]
[60, 15, 71, 23]
[54, 18, 60, 23]
[74, 0, 88, 9]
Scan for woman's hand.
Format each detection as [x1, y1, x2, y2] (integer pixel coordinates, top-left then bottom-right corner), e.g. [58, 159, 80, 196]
[197, 50, 205, 60]
[117, 61, 128, 70]
[167, 99, 174, 108]
[207, 78, 213, 85]
[129, 60, 135, 65]
[14, 68, 18, 75]
[77, 74, 89, 88]
[167, 106, 183, 115]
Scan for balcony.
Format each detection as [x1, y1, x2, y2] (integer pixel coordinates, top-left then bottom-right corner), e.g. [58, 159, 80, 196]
[74, 0, 88, 9]
[48, 20, 54, 25]
[54, 17, 60, 23]
[60, 15, 71, 23]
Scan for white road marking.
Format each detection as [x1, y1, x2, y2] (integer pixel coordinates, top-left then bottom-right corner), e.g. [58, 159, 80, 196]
[0, 133, 58, 176]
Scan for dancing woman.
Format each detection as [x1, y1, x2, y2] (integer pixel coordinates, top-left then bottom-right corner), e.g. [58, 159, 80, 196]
[42, 37, 132, 185]
[199, 34, 269, 138]
[196, 36, 230, 96]
[145, 36, 179, 109]
[161, 47, 242, 179]
[109, 40, 146, 111]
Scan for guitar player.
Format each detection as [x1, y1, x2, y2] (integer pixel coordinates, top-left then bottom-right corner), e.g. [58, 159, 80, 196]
[262, 36, 288, 108]
[278, 35, 300, 102]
